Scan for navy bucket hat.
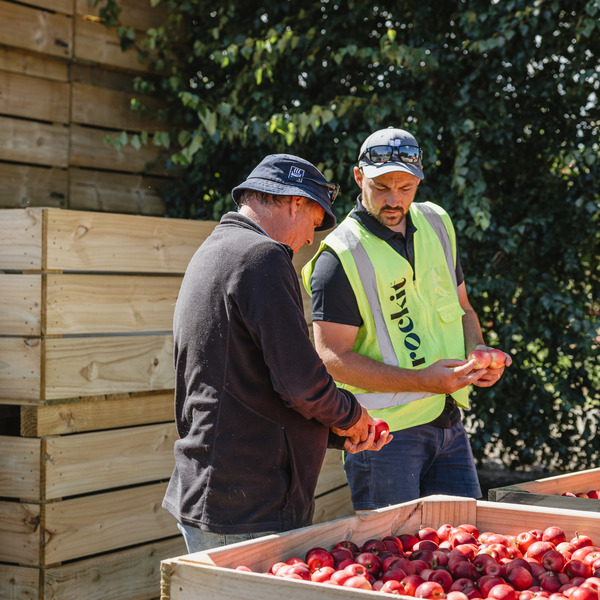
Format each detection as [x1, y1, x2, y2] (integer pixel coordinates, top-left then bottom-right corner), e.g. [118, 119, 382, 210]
[231, 154, 338, 231]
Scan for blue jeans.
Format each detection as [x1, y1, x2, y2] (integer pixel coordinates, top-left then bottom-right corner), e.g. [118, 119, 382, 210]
[344, 420, 481, 510]
[177, 522, 278, 553]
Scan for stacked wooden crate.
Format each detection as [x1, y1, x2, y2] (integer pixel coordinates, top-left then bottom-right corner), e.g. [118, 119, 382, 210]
[0, 0, 171, 216]
[0, 207, 352, 600]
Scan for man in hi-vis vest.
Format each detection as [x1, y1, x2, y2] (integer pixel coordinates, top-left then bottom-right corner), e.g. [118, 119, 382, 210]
[302, 127, 512, 510]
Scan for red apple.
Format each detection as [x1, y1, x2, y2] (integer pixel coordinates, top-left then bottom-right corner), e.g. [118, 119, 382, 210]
[540, 572, 563, 593]
[432, 549, 450, 568]
[281, 562, 311, 580]
[567, 587, 597, 600]
[418, 527, 441, 545]
[399, 533, 420, 552]
[570, 535, 594, 550]
[518, 531, 538, 554]
[383, 535, 404, 553]
[542, 549, 566, 572]
[235, 565, 252, 572]
[587, 490, 600, 499]
[581, 577, 600, 595]
[354, 551, 382, 576]
[402, 574, 426, 595]
[506, 558, 533, 574]
[373, 417, 390, 441]
[571, 547, 598, 562]
[563, 559, 592, 579]
[414, 540, 440, 552]
[489, 348, 507, 368]
[474, 553, 499, 574]
[311, 566, 335, 582]
[508, 565, 535, 590]
[343, 574, 372, 589]
[330, 547, 353, 566]
[382, 566, 409, 583]
[381, 579, 406, 595]
[526, 541, 557, 563]
[543, 527, 568, 546]
[334, 539, 360, 554]
[416, 580, 446, 599]
[447, 592, 471, 600]
[305, 547, 334, 572]
[563, 492, 577, 497]
[488, 583, 518, 600]
[469, 349, 492, 369]
[478, 575, 506, 597]
[361, 538, 387, 554]
[429, 568, 454, 591]
[270, 561, 287, 575]
[452, 560, 478, 580]
[576, 493, 589, 499]
[344, 562, 368, 577]
[451, 529, 479, 547]
[437, 524, 454, 542]
[329, 569, 352, 585]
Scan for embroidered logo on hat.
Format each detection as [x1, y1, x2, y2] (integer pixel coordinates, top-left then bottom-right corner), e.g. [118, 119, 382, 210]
[289, 166, 305, 181]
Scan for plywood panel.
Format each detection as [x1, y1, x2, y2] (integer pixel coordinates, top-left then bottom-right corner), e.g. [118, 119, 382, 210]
[0, 116, 69, 168]
[69, 168, 166, 216]
[43, 482, 177, 565]
[44, 334, 174, 399]
[0, 337, 41, 401]
[0, 1, 72, 58]
[70, 123, 167, 175]
[0, 436, 41, 499]
[0, 208, 43, 270]
[43, 422, 177, 499]
[75, 0, 169, 30]
[45, 273, 181, 335]
[0, 163, 67, 209]
[0, 70, 70, 123]
[20, 391, 174, 437]
[44, 208, 209, 273]
[0, 274, 41, 336]
[71, 81, 166, 131]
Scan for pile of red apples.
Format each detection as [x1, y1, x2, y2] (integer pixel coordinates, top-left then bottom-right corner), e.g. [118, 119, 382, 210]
[236, 523, 600, 599]
[561, 491, 600, 500]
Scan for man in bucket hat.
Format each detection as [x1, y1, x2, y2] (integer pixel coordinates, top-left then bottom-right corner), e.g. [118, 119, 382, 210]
[163, 154, 389, 552]
[303, 128, 512, 510]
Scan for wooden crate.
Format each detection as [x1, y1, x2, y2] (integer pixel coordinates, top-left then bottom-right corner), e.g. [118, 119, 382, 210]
[161, 495, 600, 600]
[488, 467, 600, 512]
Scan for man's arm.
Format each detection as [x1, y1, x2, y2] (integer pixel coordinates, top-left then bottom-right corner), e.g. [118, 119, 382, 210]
[313, 319, 485, 397]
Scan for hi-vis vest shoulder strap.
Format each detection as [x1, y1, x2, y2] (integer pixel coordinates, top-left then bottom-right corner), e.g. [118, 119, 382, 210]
[323, 203, 460, 411]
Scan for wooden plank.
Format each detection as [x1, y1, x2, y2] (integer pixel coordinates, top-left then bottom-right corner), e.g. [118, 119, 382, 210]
[18, 0, 73, 14]
[44, 208, 210, 273]
[43, 481, 177, 565]
[0, 337, 41, 401]
[312, 485, 353, 525]
[314, 449, 346, 497]
[0, 70, 70, 123]
[43, 536, 186, 600]
[73, 17, 151, 72]
[0, 208, 43, 270]
[20, 391, 174, 437]
[0, 435, 41, 499]
[43, 422, 177, 499]
[0, 116, 69, 168]
[0, 499, 40, 565]
[0, 564, 39, 600]
[75, 0, 169, 31]
[0, 163, 67, 210]
[0, 46, 68, 81]
[43, 334, 174, 400]
[44, 273, 181, 335]
[71, 81, 166, 131]
[69, 168, 167, 216]
[0, 1, 72, 58]
[512, 467, 600, 495]
[70, 123, 168, 175]
[0, 274, 41, 336]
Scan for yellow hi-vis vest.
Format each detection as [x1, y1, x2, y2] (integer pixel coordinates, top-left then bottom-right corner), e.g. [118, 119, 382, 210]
[302, 201, 469, 433]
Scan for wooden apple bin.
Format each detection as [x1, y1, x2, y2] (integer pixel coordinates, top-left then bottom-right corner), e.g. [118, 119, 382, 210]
[488, 467, 600, 512]
[160, 494, 600, 600]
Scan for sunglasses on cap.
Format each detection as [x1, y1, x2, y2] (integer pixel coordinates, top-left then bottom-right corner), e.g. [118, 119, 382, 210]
[288, 174, 340, 202]
[360, 145, 422, 165]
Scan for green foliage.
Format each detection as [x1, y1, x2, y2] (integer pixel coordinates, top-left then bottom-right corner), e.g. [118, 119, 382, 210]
[98, 0, 599, 472]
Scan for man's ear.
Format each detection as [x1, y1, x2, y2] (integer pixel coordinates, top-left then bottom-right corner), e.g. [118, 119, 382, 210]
[353, 166, 364, 189]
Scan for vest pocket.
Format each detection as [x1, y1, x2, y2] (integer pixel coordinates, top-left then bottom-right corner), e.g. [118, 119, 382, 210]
[436, 303, 465, 323]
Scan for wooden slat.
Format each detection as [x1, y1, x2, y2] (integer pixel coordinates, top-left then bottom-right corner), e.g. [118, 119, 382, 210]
[0, 46, 68, 81]
[44, 334, 174, 400]
[43, 481, 177, 565]
[75, 0, 169, 31]
[0, 70, 70, 123]
[73, 17, 151, 72]
[70, 123, 168, 175]
[514, 467, 600, 495]
[0, 564, 39, 600]
[314, 449, 346, 497]
[0, 274, 41, 336]
[0, 436, 41, 499]
[44, 208, 210, 273]
[44, 536, 186, 600]
[19, 0, 73, 14]
[71, 81, 166, 131]
[0, 1, 72, 58]
[0, 163, 67, 210]
[312, 485, 353, 525]
[0, 337, 41, 401]
[0, 116, 69, 168]
[43, 422, 176, 499]
[69, 167, 166, 216]
[45, 273, 181, 335]
[0, 208, 43, 270]
[20, 391, 174, 437]
[0, 499, 40, 566]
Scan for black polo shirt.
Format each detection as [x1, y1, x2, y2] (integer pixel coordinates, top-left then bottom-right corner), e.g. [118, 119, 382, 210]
[310, 196, 463, 428]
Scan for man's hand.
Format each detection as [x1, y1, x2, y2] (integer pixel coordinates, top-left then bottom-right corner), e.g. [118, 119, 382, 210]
[468, 345, 512, 388]
[343, 425, 393, 454]
[416, 359, 487, 395]
[332, 404, 371, 444]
